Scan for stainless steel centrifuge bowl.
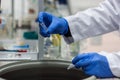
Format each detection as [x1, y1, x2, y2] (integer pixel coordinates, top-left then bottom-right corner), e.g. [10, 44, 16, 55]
[0, 60, 90, 80]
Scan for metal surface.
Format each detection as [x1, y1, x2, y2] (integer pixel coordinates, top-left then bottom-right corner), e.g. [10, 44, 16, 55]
[38, 0, 45, 60]
[0, 60, 90, 80]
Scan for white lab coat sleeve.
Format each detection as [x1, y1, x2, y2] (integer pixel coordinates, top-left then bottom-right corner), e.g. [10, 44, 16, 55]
[99, 51, 120, 77]
[63, 0, 120, 44]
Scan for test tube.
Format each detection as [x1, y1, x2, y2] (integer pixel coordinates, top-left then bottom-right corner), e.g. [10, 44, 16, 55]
[39, 22, 48, 31]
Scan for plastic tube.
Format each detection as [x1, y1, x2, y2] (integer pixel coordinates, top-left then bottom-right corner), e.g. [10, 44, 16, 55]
[67, 64, 75, 70]
[39, 22, 48, 31]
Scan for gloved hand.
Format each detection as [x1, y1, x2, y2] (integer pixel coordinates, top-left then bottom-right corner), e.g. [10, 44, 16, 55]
[36, 12, 69, 37]
[72, 52, 114, 78]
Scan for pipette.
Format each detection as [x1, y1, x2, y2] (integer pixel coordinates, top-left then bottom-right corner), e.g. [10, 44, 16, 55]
[67, 64, 75, 70]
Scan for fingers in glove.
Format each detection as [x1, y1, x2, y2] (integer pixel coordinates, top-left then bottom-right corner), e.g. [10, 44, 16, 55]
[72, 53, 89, 64]
[40, 25, 50, 37]
[74, 58, 90, 68]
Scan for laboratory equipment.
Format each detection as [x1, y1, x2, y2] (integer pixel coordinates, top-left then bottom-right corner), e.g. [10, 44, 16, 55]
[67, 63, 75, 70]
[0, 12, 12, 39]
[0, 60, 91, 80]
[0, 77, 5, 80]
[0, 0, 43, 60]
[37, 17, 61, 59]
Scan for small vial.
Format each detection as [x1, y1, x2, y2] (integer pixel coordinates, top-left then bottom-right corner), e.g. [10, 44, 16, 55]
[39, 22, 48, 31]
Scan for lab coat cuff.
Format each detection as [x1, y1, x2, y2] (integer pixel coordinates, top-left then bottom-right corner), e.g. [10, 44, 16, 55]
[63, 36, 74, 44]
[99, 51, 120, 77]
[64, 16, 86, 43]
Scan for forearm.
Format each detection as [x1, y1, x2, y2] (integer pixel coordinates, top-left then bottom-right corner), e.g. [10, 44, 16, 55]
[64, 0, 120, 44]
[99, 51, 120, 77]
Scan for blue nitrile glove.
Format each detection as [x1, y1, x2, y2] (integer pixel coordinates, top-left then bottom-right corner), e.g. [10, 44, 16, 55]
[36, 12, 69, 37]
[72, 52, 114, 78]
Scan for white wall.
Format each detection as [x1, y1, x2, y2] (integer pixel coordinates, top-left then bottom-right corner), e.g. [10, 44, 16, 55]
[1, 0, 12, 15]
[69, 0, 104, 14]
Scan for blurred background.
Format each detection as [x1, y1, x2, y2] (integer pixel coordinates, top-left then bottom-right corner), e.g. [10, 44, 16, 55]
[0, 0, 119, 80]
[0, 0, 119, 61]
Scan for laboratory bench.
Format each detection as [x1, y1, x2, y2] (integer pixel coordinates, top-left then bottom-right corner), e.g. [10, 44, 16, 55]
[0, 39, 39, 61]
